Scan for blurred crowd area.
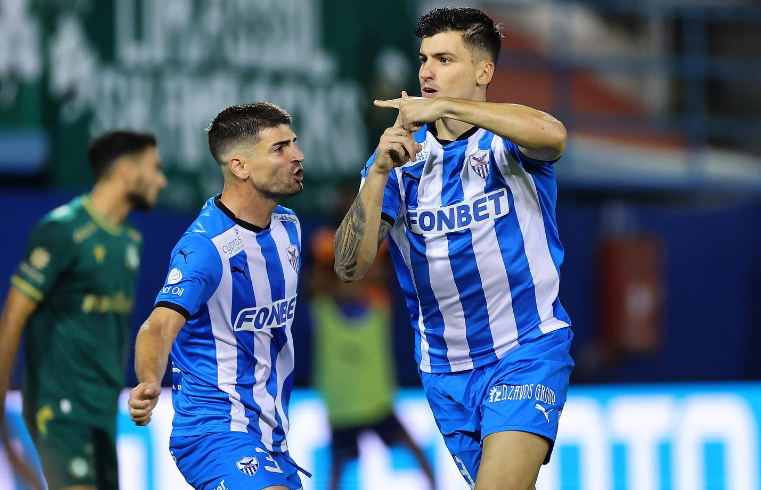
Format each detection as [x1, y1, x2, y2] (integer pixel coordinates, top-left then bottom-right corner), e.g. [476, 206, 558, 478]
[1, 0, 760, 391]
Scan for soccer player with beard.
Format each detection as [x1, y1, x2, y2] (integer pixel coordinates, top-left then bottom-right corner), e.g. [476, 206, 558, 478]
[335, 7, 574, 490]
[129, 103, 309, 490]
[0, 130, 166, 490]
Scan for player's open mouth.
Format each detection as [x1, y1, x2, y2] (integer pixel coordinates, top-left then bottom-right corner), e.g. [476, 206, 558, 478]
[293, 168, 303, 181]
[422, 87, 438, 98]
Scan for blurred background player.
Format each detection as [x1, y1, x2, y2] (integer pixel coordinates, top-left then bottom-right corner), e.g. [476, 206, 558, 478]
[335, 7, 574, 490]
[0, 130, 166, 490]
[129, 102, 308, 490]
[310, 190, 436, 490]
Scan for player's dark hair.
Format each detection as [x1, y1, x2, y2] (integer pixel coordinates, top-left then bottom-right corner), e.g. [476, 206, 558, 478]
[415, 7, 503, 64]
[87, 130, 157, 181]
[206, 102, 293, 166]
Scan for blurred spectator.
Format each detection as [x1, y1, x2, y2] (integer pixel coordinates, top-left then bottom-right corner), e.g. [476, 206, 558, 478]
[310, 225, 436, 490]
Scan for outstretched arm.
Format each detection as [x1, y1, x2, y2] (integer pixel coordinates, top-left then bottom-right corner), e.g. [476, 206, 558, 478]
[129, 306, 186, 426]
[375, 97, 567, 162]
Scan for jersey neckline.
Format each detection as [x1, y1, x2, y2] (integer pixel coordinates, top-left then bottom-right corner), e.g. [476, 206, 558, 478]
[214, 194, 269, 233]
[81, 195, 123, 236]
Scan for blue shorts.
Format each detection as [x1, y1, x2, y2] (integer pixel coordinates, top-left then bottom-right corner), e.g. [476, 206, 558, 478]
[420, 328, 574, 487]
[169, 432, 304, 490]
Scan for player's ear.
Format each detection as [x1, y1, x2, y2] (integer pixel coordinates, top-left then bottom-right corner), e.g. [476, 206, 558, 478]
[228, 155, 249, 180]
[475, 59, 494, 86]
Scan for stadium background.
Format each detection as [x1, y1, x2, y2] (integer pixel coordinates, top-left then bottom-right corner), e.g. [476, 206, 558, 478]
[1, 0, 760, 488]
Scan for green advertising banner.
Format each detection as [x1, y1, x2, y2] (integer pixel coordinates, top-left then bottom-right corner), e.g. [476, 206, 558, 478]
[0, 0, 416, 215]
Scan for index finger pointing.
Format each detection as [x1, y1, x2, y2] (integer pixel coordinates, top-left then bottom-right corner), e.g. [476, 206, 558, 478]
[373, 98, 402, 108]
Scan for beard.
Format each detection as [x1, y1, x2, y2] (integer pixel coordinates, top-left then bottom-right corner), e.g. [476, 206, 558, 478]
[127, 189, 156, 210]
[254, 177, 303, 202]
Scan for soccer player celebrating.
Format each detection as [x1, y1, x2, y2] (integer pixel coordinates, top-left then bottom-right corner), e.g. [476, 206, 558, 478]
[0, 131, 166, 490]
[334, 7, 574, 490]
[129, 103, 307, 490]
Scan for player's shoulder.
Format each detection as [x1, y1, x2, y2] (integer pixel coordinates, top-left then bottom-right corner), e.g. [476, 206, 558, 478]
[272, 205, 299, 224]
[184, 195, 236, 239]
[32, 195, 88, 239]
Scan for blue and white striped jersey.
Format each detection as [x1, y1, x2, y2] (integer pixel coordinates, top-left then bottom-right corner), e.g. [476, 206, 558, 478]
[361, 125, 571, 374]
[155, 195, 301, 452]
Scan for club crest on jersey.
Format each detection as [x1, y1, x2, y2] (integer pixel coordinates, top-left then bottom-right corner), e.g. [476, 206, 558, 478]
[236, 456, 259, 476]
[468, 150, 490, 179]
[287, 244, 299, 272]
[413, 139, 429, 163]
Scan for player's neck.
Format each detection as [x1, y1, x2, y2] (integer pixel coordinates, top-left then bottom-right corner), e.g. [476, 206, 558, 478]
[434, 118, 475, 142]
[89, 182, 131, 225]
[219, 185, 275, 229]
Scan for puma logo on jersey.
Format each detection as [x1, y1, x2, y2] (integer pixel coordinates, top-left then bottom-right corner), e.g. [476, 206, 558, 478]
[178, 249, 194, 262]
[535, 403, 554, 423]
[231, 263, 249, 280]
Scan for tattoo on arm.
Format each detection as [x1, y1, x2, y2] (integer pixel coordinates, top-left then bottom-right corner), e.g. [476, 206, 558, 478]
[334, 198, 366, 280]
[377, 219, 392, 249]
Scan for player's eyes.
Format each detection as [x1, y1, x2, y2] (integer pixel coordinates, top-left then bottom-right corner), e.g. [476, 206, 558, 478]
[441, 58, 451, 64]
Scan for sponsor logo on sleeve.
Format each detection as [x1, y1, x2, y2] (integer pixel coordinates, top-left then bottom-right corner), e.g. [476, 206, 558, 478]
[166, 268, 183, 285]
[29, 248, 50, 269]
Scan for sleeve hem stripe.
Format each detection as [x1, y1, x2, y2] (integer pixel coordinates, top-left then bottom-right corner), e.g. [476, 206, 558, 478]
[11, 275, 43, 302]
[155, 301, 190, 320]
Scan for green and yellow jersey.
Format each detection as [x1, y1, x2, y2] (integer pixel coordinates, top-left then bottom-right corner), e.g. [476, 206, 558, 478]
[12, 195, 142, 431]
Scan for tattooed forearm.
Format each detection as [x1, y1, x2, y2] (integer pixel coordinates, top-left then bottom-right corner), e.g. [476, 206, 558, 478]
[334, 198, 366, 281]
[377, 219, 392, 249]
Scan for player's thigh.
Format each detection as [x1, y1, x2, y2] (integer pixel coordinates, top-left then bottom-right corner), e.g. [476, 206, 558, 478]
[420, 370, 483, 488]
[475, 430, 548, 490]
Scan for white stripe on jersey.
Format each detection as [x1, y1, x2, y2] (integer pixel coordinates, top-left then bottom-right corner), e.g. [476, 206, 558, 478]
[461, 134, 520, 360]
[271, 225, 297, 439]
[243, 229, 277, 450]
[419, 146, 474, 371]
[210, 228, 248, 432]
[492, 137, 561, 328]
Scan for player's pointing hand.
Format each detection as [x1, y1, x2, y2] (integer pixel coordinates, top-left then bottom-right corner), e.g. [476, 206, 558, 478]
[375, 92, 444, 132]
[373, 92, 423, 174]
[129, 380, 161, 426]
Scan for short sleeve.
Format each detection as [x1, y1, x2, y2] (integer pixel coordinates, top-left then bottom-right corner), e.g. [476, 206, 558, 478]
[502, 139, 559, 176]
[359, 149, 402, 222]
[12, 220, 76, 302]
[154, 233, 223, 319]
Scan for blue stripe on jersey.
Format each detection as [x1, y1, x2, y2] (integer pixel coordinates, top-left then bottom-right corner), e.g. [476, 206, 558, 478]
[401, 160, 425, 210]
[441, 142, 498, 364]
[256, 232, 288, 449]
[407, 228, 452, 373]
[441, 141, 469, 206]
[504, 141, 572, 328]
[228, 250, 260, 435]
[171, 304, 231, 430]
[386, 235, 425, 365]
[489, 163, 543, 343]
